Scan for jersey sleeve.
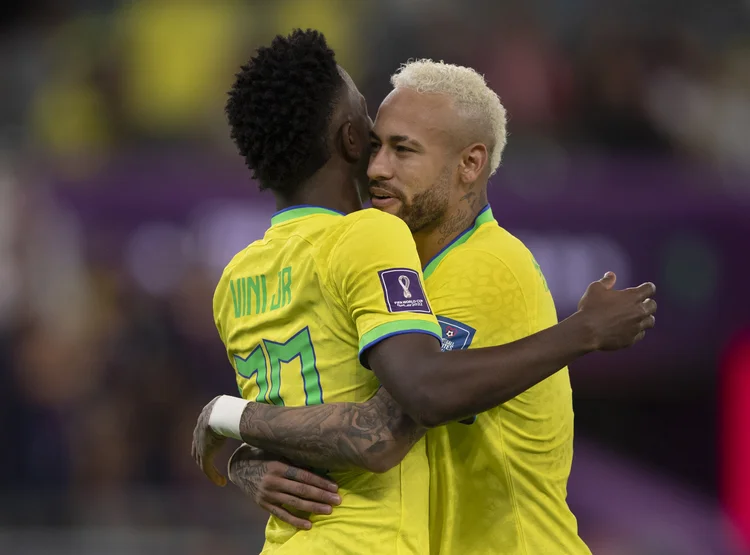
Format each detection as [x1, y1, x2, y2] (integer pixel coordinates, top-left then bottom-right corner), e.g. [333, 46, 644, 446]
[328, 211, 442, 366]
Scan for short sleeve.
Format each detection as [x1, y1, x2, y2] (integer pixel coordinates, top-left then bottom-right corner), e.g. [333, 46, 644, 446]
[328, 210, 442, 366]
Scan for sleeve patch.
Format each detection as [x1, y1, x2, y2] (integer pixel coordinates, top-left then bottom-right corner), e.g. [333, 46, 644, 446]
[378, 268, 432, 314]
[437, 316, 476, 351]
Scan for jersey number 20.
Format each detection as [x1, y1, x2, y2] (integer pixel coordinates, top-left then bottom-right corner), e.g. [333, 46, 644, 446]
[233, 327, 324, 406]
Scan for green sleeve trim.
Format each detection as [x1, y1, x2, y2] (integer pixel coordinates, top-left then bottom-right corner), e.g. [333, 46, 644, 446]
[358, 319, 442, 368]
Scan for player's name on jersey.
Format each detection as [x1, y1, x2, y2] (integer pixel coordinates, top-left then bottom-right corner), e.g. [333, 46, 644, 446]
[230, 266, 292, 318]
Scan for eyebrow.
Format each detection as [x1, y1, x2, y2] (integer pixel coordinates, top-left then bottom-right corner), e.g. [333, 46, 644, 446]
[369, 131, 423, 148]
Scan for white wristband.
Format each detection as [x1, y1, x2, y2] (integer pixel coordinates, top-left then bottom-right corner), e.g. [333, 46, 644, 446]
[208, 395, 250, 440]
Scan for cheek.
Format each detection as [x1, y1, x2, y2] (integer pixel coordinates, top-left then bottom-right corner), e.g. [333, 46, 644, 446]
[398, 161, 436, 201]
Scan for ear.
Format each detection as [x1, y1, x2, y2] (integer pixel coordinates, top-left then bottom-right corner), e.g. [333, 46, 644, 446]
[339, 120, 362, 163]
[459, 143, 489, 185]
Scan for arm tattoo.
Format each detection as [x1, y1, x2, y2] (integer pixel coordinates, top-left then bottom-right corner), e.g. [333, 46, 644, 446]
[230, 447, 270, 499]
[238, 388, 425, 472]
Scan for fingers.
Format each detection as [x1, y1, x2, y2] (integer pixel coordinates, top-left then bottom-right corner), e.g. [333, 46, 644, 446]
[260, 501, 312, 530]
[599, 272, 617, 290]
[584, 272, 616, 299]
[203, 463, 227, 487]
[631, 282, 656, 302]
[193, 435, 227, 487]
[198, 446, 227, 487]
[632, 315, 655, 345]
[641, 298, 657, 316]
[271, 492, 334, 515]
[269, 475, 342, 506]
[282, 465, 339, 493]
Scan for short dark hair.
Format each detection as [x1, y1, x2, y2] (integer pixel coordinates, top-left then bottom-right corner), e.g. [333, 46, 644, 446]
[226, 29, 344, 191]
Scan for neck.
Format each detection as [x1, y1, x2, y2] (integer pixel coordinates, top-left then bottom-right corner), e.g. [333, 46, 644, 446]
[273, 166, 363, 215]
[413, 187, 488, 268]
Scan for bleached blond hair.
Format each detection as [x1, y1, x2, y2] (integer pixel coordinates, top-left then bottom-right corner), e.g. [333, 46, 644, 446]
[390, 59, 508, 175]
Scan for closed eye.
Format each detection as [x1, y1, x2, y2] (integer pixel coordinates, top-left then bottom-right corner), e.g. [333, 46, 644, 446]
[395, 145, 414, 153]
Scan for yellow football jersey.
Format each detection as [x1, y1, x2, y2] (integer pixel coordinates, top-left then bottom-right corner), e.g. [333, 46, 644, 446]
[213, 206, 440, 555]
[424, 206, 591, 555]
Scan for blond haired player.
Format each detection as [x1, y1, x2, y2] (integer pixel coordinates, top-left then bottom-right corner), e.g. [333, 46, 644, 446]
[371, 60, 590, 554]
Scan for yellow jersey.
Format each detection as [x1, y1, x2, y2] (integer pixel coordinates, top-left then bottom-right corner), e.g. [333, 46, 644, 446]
[213, 206, 441, 555]
[424, 206, 591, 555]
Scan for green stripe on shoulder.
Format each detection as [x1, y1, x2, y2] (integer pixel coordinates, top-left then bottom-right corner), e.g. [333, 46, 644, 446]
[271, 206, 344, 226]
[358, 320, 442, 354]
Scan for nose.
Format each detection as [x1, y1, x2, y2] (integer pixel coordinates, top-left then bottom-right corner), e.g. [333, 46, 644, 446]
[368, 146, 393, 183]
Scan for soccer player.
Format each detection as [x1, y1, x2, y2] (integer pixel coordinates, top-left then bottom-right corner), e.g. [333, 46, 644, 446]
[193, 31, 656, 554]
[368, 60, 595, 554]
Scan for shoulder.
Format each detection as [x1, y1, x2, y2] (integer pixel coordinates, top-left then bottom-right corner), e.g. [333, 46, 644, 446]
[447, 225, 538, 281]
[213, 245, 251, 307]
[428, 225, 546, 308]
[331, 209, 412, 252]
[341, 208, 411, 234]
[427, 225, 519, 275]
[216, 226, 282, 280]
[429, 226, 542, 338]
[216, 243, 254, 287]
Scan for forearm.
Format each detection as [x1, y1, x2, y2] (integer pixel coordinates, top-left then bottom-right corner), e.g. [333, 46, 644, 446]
[238, 388, 424, 473]
[371, 312, 594, 428]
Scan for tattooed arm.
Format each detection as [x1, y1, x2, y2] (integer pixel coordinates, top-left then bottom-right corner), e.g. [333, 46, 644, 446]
[194, 387, 424, 481]
[238, 387, 424, 473]
[227, 444, 341, 529]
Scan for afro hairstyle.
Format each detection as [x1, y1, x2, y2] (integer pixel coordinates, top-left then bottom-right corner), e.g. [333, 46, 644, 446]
[225, 29, 344, 191]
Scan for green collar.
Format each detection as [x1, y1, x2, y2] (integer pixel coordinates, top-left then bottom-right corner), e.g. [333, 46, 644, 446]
[423, 205, 495, 280]
[271, 205, 345, 226]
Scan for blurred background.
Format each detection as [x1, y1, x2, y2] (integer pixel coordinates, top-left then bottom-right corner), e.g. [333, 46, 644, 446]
[0, 0, 749, 553]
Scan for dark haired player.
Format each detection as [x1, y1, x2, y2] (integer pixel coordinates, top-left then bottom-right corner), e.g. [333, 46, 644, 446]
[193, 30, 656, 554]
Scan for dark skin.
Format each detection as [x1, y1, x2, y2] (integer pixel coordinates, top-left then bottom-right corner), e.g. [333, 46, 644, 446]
[193, 70, 657, 527]
[273, 67, 371, 215]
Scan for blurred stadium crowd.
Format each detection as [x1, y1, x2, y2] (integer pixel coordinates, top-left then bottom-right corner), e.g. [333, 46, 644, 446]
[2, 0, 750, 174]
[0, 1, 749, 554]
